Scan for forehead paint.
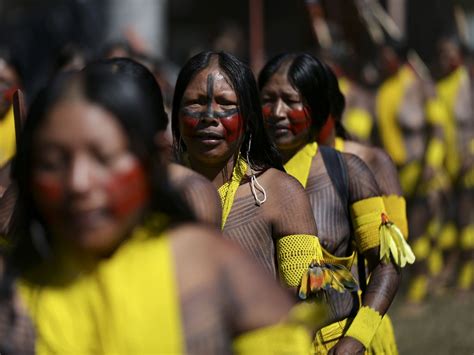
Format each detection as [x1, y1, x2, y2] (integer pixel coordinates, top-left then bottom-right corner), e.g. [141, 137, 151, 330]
[107, 162, 150, 219]
[287, 107, 312, 135]
[180, 73, 243, 143]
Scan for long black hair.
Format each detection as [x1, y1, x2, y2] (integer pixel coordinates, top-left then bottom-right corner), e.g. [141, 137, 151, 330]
[84, 57, 168, 131]
[258, 52, 331, 140]
[8, 65, 194, 272]
[172, 51, 283, 171]
[322, 61, 348, 139]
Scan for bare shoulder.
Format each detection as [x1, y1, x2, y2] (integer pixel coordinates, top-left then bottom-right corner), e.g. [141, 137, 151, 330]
[259, 167, 306, 195]
[344, 141, 394, 171]
[168, 163, 222, 226]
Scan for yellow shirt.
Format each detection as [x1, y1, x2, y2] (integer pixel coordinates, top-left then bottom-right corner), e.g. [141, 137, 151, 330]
[18, 226, 184, 354]
[0, 105, 16, 167]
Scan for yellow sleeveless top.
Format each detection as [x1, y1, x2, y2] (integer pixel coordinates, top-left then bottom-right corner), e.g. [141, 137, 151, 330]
[18, 225, 184, 354]
[0, 105, 16, 167]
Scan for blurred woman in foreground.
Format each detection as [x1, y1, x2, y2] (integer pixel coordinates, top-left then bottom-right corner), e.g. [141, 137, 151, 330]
[1, 64, 325, 353]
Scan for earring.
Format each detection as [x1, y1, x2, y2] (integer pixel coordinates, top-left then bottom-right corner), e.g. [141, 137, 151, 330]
[246, 135, 267, 206]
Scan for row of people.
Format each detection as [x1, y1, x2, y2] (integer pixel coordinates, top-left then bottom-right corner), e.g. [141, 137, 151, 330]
[0, 51, 414, 353]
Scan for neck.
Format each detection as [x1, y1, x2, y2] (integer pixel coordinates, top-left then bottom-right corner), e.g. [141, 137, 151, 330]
[279, 145, 305, 164]
[188, 153, 238, 189]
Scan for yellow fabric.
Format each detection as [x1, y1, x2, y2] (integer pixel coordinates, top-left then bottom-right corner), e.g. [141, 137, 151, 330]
[233, 323, 312, 354]
[407, 274, 428, 303]
[322, 248, 355, 271]
[343, 108, 373, 141]
[338, 77, 349, 96]
[313, 315, 398, 354]
[425, 138, 446, 169]
[0, 105, 16, 167]
[344, 306, 383, 349]
[437, 222, 458, 250]
[376, 65, 415, 166]
[350, 197, 386, 253]
[284, 142, 318, 188]
[457, 260, 474, 290]
[277, 234, 323, 287]
[460, 225, 474, 250]
[334, 137, 344, 152]
[218, 156, 248, 229]
[436, 67, 467, 179]
[461, 166, 474, 188]
[411, 235, 430, 261]
[382, 195, 408, 239]
[398, 160, 422, 196]
[425, 97, 448, 125]
[428, 248, 443, 276]
[18, 225, 184, 354]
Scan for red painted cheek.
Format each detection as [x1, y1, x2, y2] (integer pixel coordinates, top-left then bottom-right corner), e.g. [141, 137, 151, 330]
[32, 178, 64, 223]
[287, 107, 312, 135]
[106, 163, 150, 219]
[262, 105, 272, 120]
[220, 113, 244, 143]
[181, 115, 200, 137]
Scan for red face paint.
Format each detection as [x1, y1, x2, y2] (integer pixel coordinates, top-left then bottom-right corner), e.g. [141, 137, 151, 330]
[287, 107, 312, 135]
[3, 86, 18, 104]
[220, 113, 244, 143]
[181, 114, 200, 137]
[32, 177, 64, 223]
[106, 162, 150, 219]
[262, 105, 272, 121]
[317, 116, 335, 143]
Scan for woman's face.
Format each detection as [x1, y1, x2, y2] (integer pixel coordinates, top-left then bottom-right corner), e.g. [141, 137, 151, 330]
[178, 66, 244, 166]
[260, 67, 312, 152]
[31, 99, 150, 257]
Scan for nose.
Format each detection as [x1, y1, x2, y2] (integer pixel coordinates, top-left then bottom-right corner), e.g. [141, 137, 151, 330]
[67, 155, 93, 195]
[200, 103, 219, 125]
[273, 99, 287, 119]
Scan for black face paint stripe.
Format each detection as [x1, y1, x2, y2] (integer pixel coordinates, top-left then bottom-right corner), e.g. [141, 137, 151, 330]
[181, 107, 239, 119]
[206, 74, 214, 117]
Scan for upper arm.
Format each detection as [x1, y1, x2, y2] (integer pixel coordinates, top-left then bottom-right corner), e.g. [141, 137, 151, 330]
[366, 148, 402, 196]
[344, 153, 381, 203]
[268, 171, 318, 238]
[173, 172, 222, 227]
[216, 237, 295, 334]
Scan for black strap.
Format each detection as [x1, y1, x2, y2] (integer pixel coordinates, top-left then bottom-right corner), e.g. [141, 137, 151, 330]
[319, 146, 367, 293]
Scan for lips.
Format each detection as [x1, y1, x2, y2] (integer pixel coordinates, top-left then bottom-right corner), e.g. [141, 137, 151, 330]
[194, 130, 225, 143]
[65, 208, 108, 230]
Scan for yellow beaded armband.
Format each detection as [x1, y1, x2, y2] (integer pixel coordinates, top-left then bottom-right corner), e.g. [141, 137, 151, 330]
[345, 306, 383, 349]
[277, 234, 358, 299]
[233, 323, 311, 354]
[351, 197, 415, 267]
[382, 195, 408, 239]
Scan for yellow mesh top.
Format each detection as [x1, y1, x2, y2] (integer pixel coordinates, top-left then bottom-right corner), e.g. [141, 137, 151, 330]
[277, 234, 323, 287]
[0, 105, 16, 167]
[18, 225, 184, 354]
[350, 197, 386, 253]
[382, 195, 408, 239]
[218, 156, 248, 229]
[284, 142, 318, 188]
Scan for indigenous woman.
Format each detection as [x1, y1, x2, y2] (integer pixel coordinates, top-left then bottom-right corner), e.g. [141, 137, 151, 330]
[172, 51, 337, 299]
[1, 65, 322, 353]
[259, 53, 414, 354]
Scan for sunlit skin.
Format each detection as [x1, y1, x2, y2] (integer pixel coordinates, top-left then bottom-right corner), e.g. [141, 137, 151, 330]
[31, 100, 150, 258]
[261, 65, 312, 162]
[179, 65, 244, 175]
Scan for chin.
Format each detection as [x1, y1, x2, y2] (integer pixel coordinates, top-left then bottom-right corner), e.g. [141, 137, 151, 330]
[68, 229, 124, 257]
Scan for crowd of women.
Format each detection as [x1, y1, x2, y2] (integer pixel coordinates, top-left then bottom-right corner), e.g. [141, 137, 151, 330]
[0, 31, 472, 354]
